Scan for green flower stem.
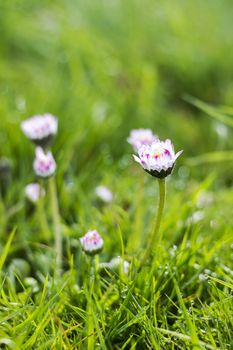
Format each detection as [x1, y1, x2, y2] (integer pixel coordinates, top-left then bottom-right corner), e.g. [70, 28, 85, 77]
[37, 182, 50, 241]
[37, 197, 50, 240]
[87, 257, 95, 350]
[83, 255, 95, 349]
[94, 254, 99, 274]
[141, 178, 166, 266]
[48, 176, 62, 275]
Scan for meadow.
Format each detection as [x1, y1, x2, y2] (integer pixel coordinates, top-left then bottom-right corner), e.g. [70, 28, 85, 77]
[0, 0, 233, 349]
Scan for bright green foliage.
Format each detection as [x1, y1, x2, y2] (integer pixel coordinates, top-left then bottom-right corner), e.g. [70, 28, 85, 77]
[0, 0, 233, 349]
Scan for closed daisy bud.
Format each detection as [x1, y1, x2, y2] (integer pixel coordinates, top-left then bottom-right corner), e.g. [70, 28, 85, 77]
[127, 128, 158, 152]
[21, 113, 58, 147]
[80, 230, 104, 255]
[25, 183, 45, 204]
[33, 147, 56, 178]
[133, 139, 183, 179]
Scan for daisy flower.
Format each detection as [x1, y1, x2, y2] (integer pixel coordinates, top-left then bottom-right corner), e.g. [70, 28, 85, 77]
[133, 139, 182, 178]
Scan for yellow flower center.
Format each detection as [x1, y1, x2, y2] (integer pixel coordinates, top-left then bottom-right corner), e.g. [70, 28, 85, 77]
[152, 153, 161, 158]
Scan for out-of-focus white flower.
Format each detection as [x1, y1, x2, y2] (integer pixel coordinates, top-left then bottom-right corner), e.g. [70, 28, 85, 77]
[99, 256, 130, 274]
[25, 183, 45, 203]
[127, 128, 158, 152]
[133, 139, 183, 179]
[96, 185, 113, 203]
[80, 230, 104, 255]
[196, 191, 214, 208]
[21, 113, 58, 146]
[109, 256, 130, 274]
[187, 210, 204, 225]
[33, 147, 56, 178]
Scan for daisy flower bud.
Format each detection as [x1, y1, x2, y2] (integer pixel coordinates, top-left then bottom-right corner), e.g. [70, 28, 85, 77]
[80, 230, 104, 255]
[127, 128, 158, 151]
[95, 185, 113, 203]
[25, 183, 45, 204]
[133, 139, 183, 179]
[21, 113, 58, 147]
[33, 147, 56, 178]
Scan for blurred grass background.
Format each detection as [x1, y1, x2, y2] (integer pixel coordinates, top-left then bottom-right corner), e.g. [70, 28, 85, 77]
[1, 0, 233, 176]
[0, 1, 233, 348]
[0, 0, 233, 245]
[0, 0, 232, 244]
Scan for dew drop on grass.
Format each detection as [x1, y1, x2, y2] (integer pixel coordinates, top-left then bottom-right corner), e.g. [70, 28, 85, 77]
[199, 273, 207, 282]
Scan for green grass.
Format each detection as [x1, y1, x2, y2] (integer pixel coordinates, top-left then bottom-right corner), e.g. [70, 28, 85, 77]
[0, 0, 233, 348]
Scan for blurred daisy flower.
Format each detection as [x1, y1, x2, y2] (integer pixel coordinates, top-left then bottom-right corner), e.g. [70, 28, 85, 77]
[80, 230, 104, 255]
[96, 185, 113, 203]
[100, 256, 130, 274]
[109, 256, 130, 274]
[33, 147, 56, 178]
[127, 128, 158, 151]
[25, 183, 45, 203]
[21, 113, 58, 147]
[133, 139, 182, 179]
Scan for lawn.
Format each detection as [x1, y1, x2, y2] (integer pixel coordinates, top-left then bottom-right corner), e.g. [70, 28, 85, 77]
[0, 0, 233, 349]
